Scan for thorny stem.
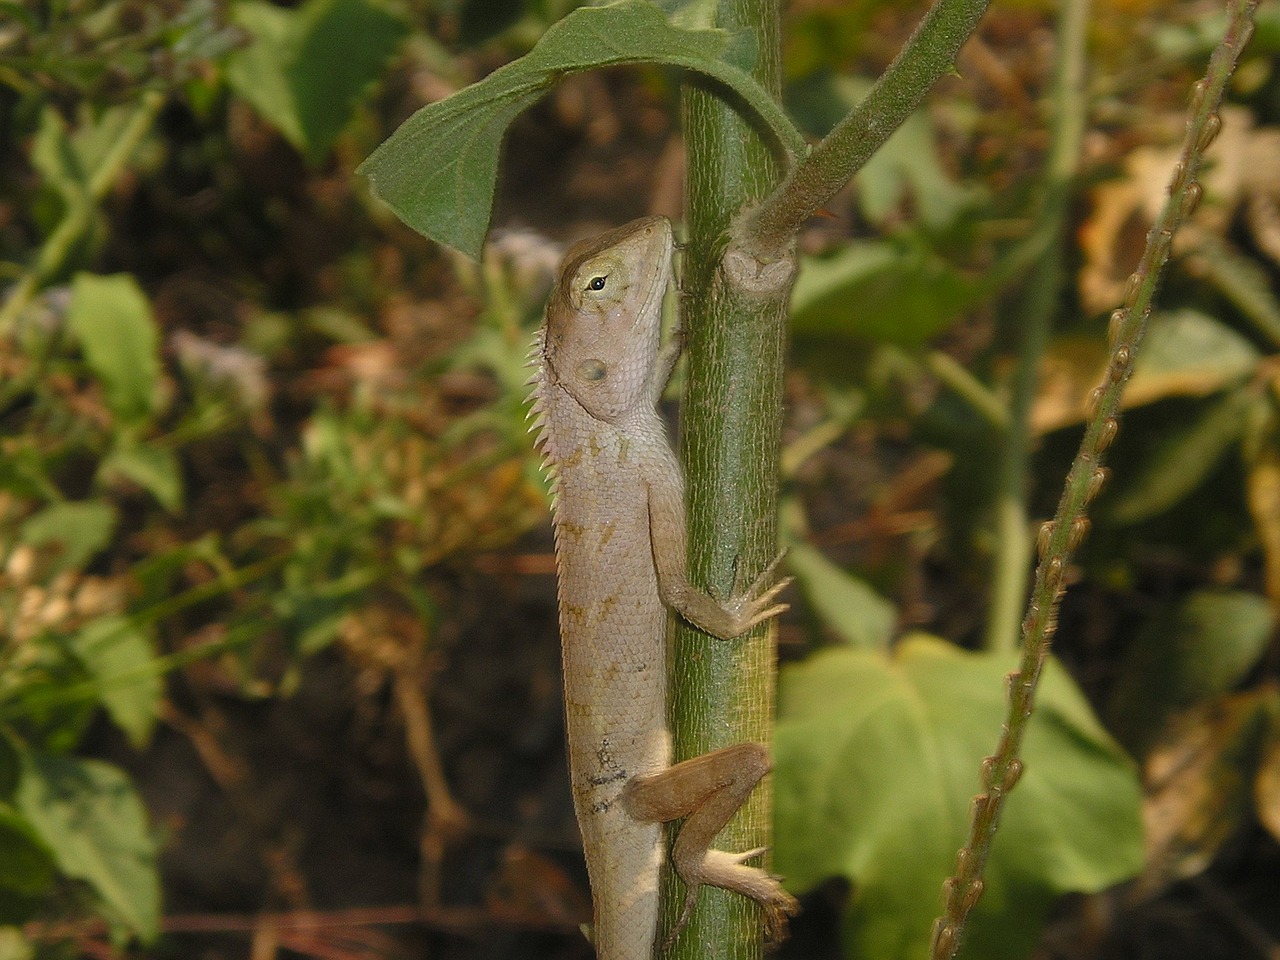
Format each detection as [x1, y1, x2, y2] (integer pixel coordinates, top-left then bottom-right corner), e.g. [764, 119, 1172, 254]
[929, 1, 1260, 957]
[737, 0, 992, 262]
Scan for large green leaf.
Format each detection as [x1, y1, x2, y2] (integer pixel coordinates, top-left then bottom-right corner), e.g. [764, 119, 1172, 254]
[227, 0, 409, 165]
[775, 636, 1143, 960]
[789, 237, 987, 347]
[68, 616, 163, 749]
[358, 0, 805, 258]
[15, 753, 159, 942]
[67, 274, 160, 424]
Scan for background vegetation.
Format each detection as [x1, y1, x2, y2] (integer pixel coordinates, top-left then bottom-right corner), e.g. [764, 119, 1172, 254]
[1, 1, 1279, 959]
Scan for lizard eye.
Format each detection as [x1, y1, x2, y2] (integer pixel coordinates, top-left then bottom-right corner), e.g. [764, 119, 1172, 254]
[586, 275, 607, 292]
[577, 359, 607, 381]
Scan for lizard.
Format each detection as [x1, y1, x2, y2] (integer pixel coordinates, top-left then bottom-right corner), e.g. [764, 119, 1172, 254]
[527, 215, 799, 960]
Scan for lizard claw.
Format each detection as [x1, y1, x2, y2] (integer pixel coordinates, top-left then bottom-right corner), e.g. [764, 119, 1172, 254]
[723, 551, 792, 635]
[663, 847, 799, 952]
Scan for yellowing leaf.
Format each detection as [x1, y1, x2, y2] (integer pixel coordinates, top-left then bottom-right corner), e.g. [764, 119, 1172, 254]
[1031, 310, 1259, 435]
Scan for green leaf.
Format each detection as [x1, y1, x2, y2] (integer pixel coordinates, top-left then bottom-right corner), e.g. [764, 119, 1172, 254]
[358, 0, 805, 258]
[19, 501, 117, 572]
[1107, 591, 1274, 756]
[1105, 387, 1252, 525]
[99, 442, 184, 512]
[0, 926, 35, 960]
[1126, 308, 1260, 407]
[0, 807, 55, 896]
[31, 105, 140, 205]
[68, 617, 163, 749]
[785, 541, 895, 649]
[15, 753, 159, 942]
[789, 237, 986, 347]
[227, 0, 409, 165]
[775, 636, 1143, 960]
[67, 274, 161, 423]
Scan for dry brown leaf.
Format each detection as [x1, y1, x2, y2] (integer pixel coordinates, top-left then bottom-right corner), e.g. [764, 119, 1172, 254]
[1139, 690, 1273, 895]
[1078, 108, 1280, 315]
[1255, 713, 1280, 845]
[1246, 434, 1280, 608]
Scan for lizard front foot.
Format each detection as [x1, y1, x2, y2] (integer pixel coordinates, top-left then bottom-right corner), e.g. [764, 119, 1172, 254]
[719, 551, 793, 636]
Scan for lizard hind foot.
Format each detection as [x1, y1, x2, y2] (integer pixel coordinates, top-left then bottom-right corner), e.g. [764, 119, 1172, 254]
[665, 848, 800, 951]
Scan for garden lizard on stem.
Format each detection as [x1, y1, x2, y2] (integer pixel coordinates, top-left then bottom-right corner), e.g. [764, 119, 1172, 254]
[528, 216, 798, 960]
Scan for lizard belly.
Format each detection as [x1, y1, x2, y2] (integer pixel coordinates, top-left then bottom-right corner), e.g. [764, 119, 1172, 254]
[555, 469, 670, 960]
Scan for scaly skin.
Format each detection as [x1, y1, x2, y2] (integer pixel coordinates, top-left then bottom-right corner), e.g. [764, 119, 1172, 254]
[528, 216, 797, 960]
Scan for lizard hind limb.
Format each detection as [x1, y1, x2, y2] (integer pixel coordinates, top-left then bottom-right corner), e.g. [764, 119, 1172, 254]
[623, 742, 800, 947]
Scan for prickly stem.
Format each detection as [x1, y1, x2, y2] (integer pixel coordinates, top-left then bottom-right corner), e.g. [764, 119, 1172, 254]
[929, 3, 1259, 958]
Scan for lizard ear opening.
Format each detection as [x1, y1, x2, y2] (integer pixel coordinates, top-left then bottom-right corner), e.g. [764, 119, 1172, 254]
[577, 359, 607, 382]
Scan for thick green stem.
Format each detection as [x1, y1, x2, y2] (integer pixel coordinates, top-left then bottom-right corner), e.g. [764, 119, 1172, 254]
[738, 0, 992, 261]
[984, 0, 1090, 653]
[668, 2, 788, 958]
[931, 1, 1258, 956]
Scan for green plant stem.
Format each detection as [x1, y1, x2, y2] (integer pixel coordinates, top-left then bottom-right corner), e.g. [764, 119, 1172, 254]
[930, 1, 1259, 956]
[925, 351, 1008, 431]
[0, 89, 164, 334]
[983, 0, 1090, 654]
[669, 1, 788, 958]
[737, 0, 992, 262]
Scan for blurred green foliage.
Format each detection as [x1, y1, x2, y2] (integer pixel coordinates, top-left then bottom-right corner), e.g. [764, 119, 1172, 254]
[2, 1, 1279, 959]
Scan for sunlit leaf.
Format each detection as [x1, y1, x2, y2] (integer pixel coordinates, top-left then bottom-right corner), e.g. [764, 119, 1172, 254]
[775, 636, 1143, 960]
[359, 0, 804, 258]
[99, 442, 184, 512]
[1256, 703, 1280, 845]
[30, 105, 139, 205]
[0, 926, 35, 960]
[67, 274, 161, 423]
[15, 753, 159, 942]
[19, 501, 117, 572]
[69, 616, 163, 749]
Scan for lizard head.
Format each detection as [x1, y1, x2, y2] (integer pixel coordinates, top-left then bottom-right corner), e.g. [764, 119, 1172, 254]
[543, 216, 673, 423]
